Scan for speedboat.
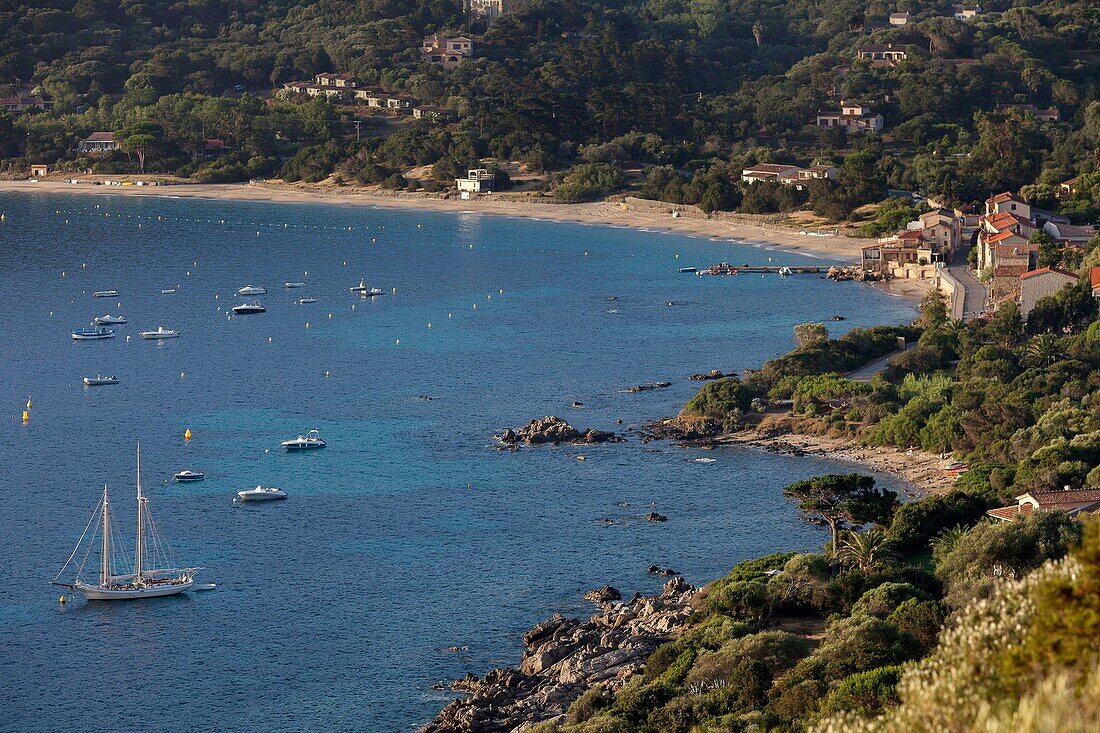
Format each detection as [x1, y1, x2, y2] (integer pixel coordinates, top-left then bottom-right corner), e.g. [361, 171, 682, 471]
[173, 470, 205, 482]
[140, 327, 179, 339]
[298, 297, 317, 304]
[236, 485, 287, 502]
[237, 285, 267, 296]
[349, 279, 383, 296]
[285, 282, 307, 288]
[92, 290, 119, 298]
[72, 327, 115, 340]
[83, 375, 119, 386]
[232, 301, 267, 314]
[161, 288, 177, 295]
[281, 429, 326, 451]
[94, 314, 127, 325]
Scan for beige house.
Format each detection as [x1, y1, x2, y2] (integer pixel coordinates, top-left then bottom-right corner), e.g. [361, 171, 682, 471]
[30, 163, 51, 177]
[741, 163, 800, 184]
[78, 132, 119, 153]
[815, 101, 883, 133]
[861, 230, 935, 278]
[413, 106, 456, 122]
[456, 168, 496, 194]
[889, 12, 909, 25]
[858, 43, 908, 64]
[953, 4, 981, 20]
[988, 488, 1100, 522]
[465, 0, 509, 23]
[422, 35, 474, 69]
[985, 191, 1032, 219]
[908, 208, 961, 262]
[1019, 267, 1079, 318]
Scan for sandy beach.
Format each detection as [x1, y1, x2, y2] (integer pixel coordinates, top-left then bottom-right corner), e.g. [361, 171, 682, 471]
[0, 178, 878, 262]
[714, 429, 958, 497]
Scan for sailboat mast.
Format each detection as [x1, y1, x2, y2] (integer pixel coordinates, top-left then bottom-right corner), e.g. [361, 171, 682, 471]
[135, 443, 144, 584]
[101, 485, 110, 586]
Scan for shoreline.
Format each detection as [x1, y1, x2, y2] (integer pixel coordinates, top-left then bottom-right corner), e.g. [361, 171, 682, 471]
[1, 179, 872, 261]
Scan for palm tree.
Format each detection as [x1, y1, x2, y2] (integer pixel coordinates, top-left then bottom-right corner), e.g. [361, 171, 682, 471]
[932, 524, 970, 562]
[1023, 333, 1064, 368]
[837, 529, 898, 572]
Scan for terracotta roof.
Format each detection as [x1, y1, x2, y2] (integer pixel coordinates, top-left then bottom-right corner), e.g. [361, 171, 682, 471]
[897, 230, 925, 241]
[994, 264, 1029, 278]
[987, 211, 1030, 227]
[1024, 489, 1100, 504]
[987, 230, 1027, 244]
[1091, 266, 1100, 289]
[989, 191, 1020, 204]
[987, 505, 1027, 521]
[1020, 266, 1076, 281]
[82, 132, 115, 142]
[744, 163, 797, 174]
[1062, 176, 1080, 186]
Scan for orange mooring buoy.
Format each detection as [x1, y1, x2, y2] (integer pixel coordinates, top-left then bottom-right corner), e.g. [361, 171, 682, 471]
[184, 428, 192, 441]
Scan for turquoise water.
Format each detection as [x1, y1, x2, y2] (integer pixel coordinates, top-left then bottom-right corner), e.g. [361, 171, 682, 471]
[0, 192, 916, 731]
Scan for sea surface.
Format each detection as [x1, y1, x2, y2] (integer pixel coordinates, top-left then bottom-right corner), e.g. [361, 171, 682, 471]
[0, 192, 916, 732]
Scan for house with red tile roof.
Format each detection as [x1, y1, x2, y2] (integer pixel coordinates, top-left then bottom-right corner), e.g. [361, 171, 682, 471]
[1019, 267, 1080, 318]
[985, 191, 1031, 219]
[1058, 176, 1081, 200]
[1090, 266, 1100, 299]
[988, 488, 1100, 522]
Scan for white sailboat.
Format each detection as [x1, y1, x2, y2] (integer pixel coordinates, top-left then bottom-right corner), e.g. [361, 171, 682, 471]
[53, 445, 199, 601]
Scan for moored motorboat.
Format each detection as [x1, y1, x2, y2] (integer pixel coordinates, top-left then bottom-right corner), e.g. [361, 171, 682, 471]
[237, 285, 267, 296]
[94, 314, 127, 325]
[161, 288, 177, 294]
[281, 428, 326, 451]
[92, 290, 119, 298]
[140, 326, 179, 339]
[72, 326, 116, 340]
[173, 470, 204, 482]
[83, 375, 119, 386]
[349, 279, 383, 296]
[232, 301, 267, 314]
[52, 444, 200, 601]
[298, 297, 318, 304]
[236, 485, 287, 502]
[285, 282, 307, 288]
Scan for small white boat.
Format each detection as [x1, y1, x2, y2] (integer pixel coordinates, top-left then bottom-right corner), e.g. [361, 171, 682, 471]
[161, 288, 177, 295]
[232, 301, 267, 314]
[92, 290, 119, 298]
[140, 327, 179, 339]
[778, 266, 792, 277]
[72, 327, 115, 340]
[236, 485, 287, 502]
[83, 375, 119, 386]
[94, 314, 127, 325]
[298, 297, 318, 304]
[237, 285, 267, 296]
[281, 429, 326, 451]
[284, 282, 307, 288]
[349, 279, 383, 296]
[173, 470, 204, 482]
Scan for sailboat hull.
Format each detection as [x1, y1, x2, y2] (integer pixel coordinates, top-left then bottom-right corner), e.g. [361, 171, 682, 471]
[78, 579, 193, 600]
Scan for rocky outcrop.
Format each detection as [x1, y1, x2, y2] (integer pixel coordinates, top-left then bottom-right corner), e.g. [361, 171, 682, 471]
[643, 512, 668, 522]
[827, 265, 885, 282]
[622, 381, 672, 393]
[421, 577, 697, 733]
[689, 369, 726, 381]
[641, 416, 723, 442]
[500, 416, 625, 446]
[583, 585, 621, 606]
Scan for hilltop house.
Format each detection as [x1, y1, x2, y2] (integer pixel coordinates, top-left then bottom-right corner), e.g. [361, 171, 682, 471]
[996, 104, 1060, 123]
[78, 132, 119, 153]
[1019, 267, 1080, 318]
[284, 74, 359, 100]
[858, 43, 908, 65]
[1092, 267, 1100, 300]
[413, 106, 457, 122]
[815, 101, 883, 133]
[422, 35, 474, 69]
[889, 12, 909, 25]
[741, 163, 800, 184]
[0, 95, 51, 114]
[456, 168, 495, 194]
[464, 0, 509, 23]
[1058, 176, 1080, 199]
[987, 488, 1100, 522]
[315, 73, 357, 89]
[953, 4, 981, 20]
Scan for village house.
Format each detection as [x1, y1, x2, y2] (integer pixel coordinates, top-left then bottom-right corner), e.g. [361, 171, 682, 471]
[190, 138, 231, 159]
[987, 488, 1100, 522]
[78, 132, 120, 153]
[815, 100, 883, 133]
[315, 73, 357, 89]
[464, 0, 510, 23]
[386, 94, 415, 111]
[1092, 267, 1100, 300]
[953, 4, 981, 20]
[996, 104, 1060, 123]
[861, 230, 936, 278]
[1043, 221, 1096, 247]
[283, 74, 359, 100]
[456, 168, 495, 195]
[0, 95, 52, 114]
[907, 208, 961, 262]
[354, 89, 389, 107]
[412, 106, 457, 122]
[1019, 267, 1080, 318]
[421, 35, 474, 69]
[889, 12, 909, 25]
[1058, 176, 1080, 199]
[857, 43, 908, 65]
[740, 163, 800, 184]
[985, 191, 1032, 219]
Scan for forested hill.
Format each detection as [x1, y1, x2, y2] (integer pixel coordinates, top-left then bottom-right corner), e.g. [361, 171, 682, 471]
[3, 1, 1099, 217]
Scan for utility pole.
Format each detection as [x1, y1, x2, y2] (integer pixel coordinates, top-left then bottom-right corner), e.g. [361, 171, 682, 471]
[355, 120, 361, 141]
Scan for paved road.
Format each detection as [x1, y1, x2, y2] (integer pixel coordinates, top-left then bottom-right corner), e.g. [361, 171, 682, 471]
[944, 241, 988, 319]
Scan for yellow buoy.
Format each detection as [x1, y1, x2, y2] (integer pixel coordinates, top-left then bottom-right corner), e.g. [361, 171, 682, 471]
[184, 428, 192, 441]
[22, 410, 29, 422]
[59, 595, 66, 604]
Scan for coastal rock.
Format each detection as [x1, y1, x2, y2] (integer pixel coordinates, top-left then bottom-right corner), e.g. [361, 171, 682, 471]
[648, 564, 679, 576]
[623, 381, 672, 393]
[641, 417, 722, 441]
[421, 579, 698, 733]
[644, 512, 668, 522]
[689, 369, 725, 381]
[827, 265, 885, 282]
[499, 416, 624, 446]
[584, 584, 622, 606]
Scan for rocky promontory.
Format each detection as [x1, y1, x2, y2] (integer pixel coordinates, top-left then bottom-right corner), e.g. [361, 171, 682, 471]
[421, 576, 697, 733]
[499, 416, 625, 446]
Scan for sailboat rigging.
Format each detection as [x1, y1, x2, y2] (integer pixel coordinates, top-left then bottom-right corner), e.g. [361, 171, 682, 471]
[53, 444, 200, 600]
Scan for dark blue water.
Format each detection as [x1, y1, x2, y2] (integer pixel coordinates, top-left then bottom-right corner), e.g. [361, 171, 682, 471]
[0, 192, 916, 732]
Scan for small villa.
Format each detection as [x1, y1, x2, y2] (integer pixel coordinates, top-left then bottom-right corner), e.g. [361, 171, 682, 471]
[78, 132, 119, 153]
[815, 101, 883, 133]
[456, 168, 495, 194]
[987, 489, 1100, 522]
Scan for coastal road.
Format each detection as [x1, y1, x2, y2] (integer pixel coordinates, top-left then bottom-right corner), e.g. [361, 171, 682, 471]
[944, 241, 988, 319]
[846, 344, 913, 383]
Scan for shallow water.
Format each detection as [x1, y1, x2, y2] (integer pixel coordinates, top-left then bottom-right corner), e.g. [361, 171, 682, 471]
[0, 192, 915, 731]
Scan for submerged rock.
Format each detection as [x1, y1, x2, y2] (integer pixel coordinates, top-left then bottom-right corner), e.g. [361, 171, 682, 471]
[623, 381, 672, 393]
[689, 369, 725, 381]
[644, 512, 668, 523]
[499, 416, 624, 446]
